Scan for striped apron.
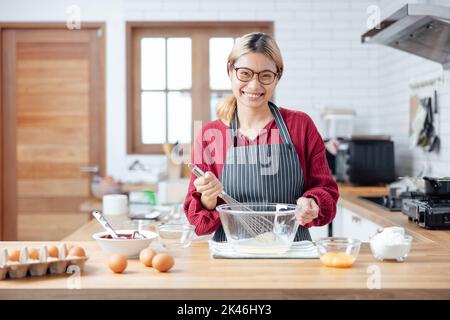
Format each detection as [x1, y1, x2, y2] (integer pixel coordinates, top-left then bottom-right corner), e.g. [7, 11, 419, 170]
[213, 102, 311, 242]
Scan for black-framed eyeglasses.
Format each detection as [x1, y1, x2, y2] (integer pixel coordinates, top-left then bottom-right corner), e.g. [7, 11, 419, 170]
[232, 65, 279, 85]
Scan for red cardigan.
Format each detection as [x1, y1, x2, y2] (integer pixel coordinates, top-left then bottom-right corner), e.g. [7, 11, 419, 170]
[183, 107, 339, 236]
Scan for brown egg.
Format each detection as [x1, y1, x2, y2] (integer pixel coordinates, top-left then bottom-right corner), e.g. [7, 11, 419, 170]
[108, 254, 127, 273]
[8, 249, 20, 262]
[152, 253, 175, 272]
[28, 248, 40, 260]
[48, 245, 59, 258]
[139, 248, 157, 267]
[68, 246, 86, 257]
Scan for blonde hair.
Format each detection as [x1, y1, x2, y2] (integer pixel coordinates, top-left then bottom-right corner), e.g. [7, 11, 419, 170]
[216, 32, 284, 123]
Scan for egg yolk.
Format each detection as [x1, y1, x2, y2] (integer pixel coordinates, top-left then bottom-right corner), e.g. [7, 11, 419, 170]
[320, 252, 355, 268]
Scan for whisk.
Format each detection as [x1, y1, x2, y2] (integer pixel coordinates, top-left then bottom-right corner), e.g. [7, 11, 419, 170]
[188, 164, 275, 238]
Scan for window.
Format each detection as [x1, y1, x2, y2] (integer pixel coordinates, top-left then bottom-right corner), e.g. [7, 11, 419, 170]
[140, 37, 192, 144]
[127, 22, 273, 154]
[209, 37, 235, 121]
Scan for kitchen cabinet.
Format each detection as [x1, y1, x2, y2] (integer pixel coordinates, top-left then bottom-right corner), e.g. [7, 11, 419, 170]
[332, 205, 382, 242]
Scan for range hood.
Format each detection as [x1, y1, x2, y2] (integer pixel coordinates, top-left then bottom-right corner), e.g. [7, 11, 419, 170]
[361, 4, 450, 69]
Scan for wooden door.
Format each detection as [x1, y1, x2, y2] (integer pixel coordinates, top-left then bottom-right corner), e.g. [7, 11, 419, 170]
[1, 25, 105, 240]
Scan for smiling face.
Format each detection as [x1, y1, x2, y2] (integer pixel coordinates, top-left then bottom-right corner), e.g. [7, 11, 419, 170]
[229, 52, 279, 110]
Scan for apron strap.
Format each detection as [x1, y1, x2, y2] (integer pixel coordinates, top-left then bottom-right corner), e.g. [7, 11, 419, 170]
[231, 102, 294, 146]
[268, 102, 294, 146]
[231, 108, 239, 147]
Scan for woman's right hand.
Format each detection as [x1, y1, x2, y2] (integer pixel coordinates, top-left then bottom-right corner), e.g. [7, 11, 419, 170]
[193, 171, 224, 210]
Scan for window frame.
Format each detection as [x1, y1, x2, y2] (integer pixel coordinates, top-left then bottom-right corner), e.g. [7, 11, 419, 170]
[127, 21, 273, 154]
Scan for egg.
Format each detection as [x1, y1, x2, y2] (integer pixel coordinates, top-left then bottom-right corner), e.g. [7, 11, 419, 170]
[108, 254, 127, 273]
[28, 248, 40, 260]
[8, 249, 20, 262]
[68, 246, 86, 257]
[139, 248, 157, 267]
[48, 245, 59, 258]
[152, 253, 175, 272]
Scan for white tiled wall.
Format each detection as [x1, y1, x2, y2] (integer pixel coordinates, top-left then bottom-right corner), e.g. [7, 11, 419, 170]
[122, 0, 380, 137]
[376, 0, 450, 177]
[0, 0, 448, 179]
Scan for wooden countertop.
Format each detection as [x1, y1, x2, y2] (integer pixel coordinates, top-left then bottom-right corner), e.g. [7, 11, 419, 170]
[337, 184, 450, 249]
[1, 240, 449, 300]
[338, 183, 389, 196]
[72, 185, 450, 249]
[1, 184, 449, 300]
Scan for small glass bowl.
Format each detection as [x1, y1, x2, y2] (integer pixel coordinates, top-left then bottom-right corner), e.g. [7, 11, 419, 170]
[157, 223, 195, 251]
[315, 237, 361, 268]
[369, 234, 413, 262]
[122, 219, 152, 231]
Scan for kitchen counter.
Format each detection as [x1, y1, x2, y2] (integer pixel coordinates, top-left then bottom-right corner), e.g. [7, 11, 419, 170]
[337, 184, 450, 249]
[71, 185, 450, 249]
[1, 185, 449, 300]
[0, 240, 449, 300]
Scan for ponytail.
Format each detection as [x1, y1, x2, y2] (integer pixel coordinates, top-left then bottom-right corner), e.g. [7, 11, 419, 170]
[216, 95, 237, 124]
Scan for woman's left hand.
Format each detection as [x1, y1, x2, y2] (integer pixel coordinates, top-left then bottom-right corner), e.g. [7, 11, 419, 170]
[295, 197, 319, 226]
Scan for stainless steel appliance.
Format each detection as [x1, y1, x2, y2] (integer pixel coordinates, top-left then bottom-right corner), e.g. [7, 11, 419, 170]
[361, 4, 450, 69]
[361, 190, 427, 212]
[335, 137, 396, 185]
[423, 176, 450, 196]
[358, 176, 450, 229]
[401, 176, 450, 229]
[402, 197, 450, 229]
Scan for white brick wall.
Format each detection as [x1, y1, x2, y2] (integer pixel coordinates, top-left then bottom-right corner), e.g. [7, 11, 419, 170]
[377, 0, 450, 177]
[125, 0, 381, 154]
[0, 0, 448, 180]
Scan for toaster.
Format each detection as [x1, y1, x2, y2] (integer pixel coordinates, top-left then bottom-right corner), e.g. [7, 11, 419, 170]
[335, 138, 396, 185]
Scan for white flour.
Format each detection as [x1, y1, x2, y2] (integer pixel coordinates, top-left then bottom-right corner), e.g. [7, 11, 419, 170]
[370, 227, 412, 261]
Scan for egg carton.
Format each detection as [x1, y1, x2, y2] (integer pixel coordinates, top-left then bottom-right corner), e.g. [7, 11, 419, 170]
[0, 244, 88, 280]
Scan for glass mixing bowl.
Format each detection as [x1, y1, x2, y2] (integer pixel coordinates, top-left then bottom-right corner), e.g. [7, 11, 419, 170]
[216, 203, 299, 254]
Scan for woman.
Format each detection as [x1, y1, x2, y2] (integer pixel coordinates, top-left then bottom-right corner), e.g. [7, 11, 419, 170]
[183, 32, 339, 242]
